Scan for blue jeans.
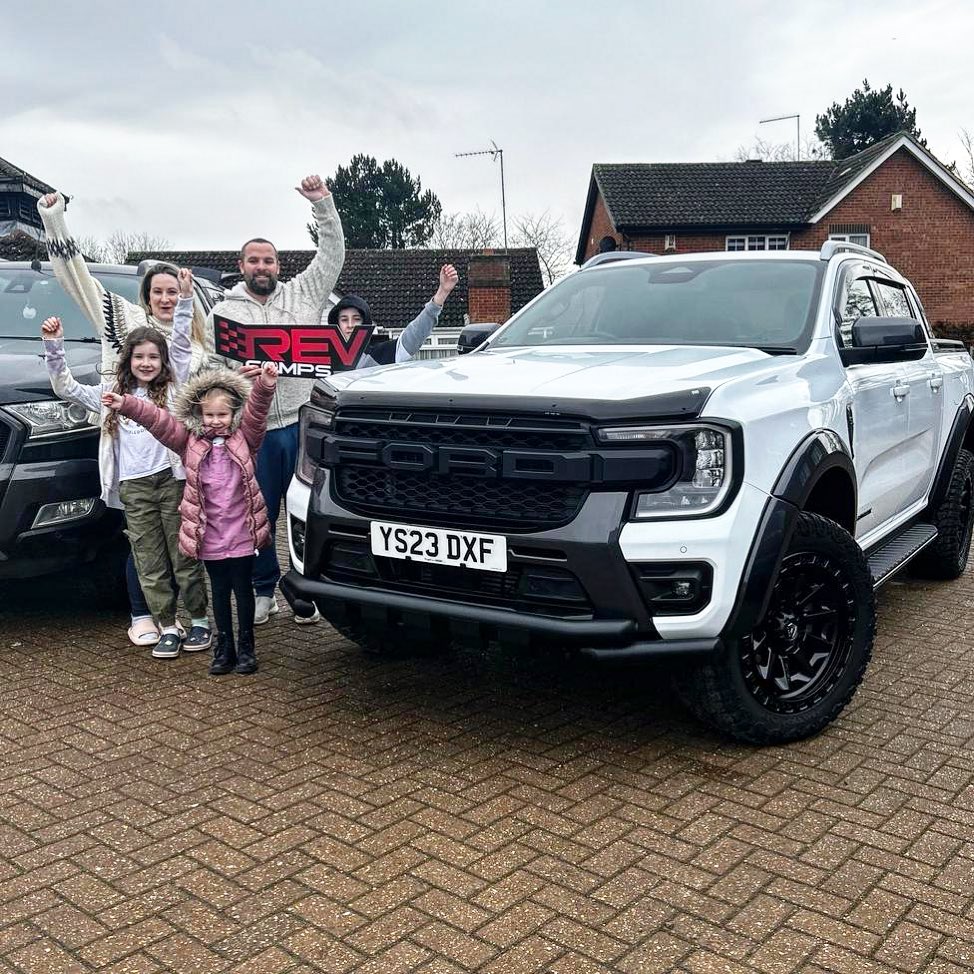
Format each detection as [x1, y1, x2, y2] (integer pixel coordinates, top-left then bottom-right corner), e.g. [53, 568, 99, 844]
[126, 552, 150, 617]
[253, 422, 299, 598]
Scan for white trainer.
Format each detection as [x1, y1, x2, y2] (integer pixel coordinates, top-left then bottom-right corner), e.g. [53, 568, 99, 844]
[254, 595, 280, 626]
[294, 607, 321, 625]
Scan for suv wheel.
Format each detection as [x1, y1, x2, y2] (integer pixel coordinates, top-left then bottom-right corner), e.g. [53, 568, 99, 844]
[912, 448, 974, 580]
[676, 512, 875, 745]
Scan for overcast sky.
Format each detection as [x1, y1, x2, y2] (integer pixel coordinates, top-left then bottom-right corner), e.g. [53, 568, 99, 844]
[3, 0, 973, 253]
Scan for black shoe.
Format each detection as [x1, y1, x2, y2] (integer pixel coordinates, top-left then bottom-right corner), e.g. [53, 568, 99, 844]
[234, 630, 258, 675]
[152, 632, 181, 659]
[209, 632, 236, 675]
[183, 626, 212, 652]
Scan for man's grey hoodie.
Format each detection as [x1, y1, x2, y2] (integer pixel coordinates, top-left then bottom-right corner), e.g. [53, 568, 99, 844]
[207, 194, 345, 431]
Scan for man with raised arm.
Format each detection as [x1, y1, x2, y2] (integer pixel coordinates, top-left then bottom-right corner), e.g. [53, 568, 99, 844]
[209, 174, 345, 626]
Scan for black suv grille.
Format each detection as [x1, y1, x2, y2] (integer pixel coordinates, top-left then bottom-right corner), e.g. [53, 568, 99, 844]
[330, 408, 595, 531]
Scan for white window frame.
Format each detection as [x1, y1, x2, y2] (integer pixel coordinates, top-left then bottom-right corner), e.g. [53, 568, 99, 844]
[725, 234, 790, 252]
[664, 234, 676, 250]
[828, 231, 871, 248]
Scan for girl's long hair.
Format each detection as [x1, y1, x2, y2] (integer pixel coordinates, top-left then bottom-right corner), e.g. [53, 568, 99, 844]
[103, 327, 173, 437]
[139, 263, 208, 350]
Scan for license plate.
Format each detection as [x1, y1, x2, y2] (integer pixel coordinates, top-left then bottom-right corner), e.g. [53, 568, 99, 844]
[370, 521, 508, 572]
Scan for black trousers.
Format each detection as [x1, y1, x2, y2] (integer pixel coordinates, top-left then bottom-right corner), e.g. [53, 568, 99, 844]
[204, 556, 255, 636]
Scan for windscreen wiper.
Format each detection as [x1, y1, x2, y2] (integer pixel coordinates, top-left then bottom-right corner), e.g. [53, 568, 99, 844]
[749, 344, 797, 355]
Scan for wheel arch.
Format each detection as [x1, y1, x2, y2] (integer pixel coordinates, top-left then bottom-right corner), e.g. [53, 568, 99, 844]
[929, 395, 974, 515]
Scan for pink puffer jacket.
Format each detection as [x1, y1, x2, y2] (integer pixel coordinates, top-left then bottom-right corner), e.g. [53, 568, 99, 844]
[119, 368, 273, 560]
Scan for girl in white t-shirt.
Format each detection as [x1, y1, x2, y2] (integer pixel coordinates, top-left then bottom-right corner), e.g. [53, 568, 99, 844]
[41, 269, 210, 660]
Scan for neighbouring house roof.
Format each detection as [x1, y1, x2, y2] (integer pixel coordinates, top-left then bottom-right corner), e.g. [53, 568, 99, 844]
[0, 230, 48, 261]
[126, 247, 545, 330]
[0, 155, 55, 195]
[576, 132, 974, 262]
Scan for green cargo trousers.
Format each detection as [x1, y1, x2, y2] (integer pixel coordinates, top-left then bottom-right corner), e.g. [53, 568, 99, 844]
[119, 469, 208, 628]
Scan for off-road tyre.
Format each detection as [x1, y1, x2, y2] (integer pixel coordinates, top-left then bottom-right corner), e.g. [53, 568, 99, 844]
[912, 448, 974, 581]
[675, 512, 875, 745]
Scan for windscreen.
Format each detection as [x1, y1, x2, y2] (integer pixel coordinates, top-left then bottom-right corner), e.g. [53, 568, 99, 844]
[0, 269, 142, 340]
[491, 259, 824, 351]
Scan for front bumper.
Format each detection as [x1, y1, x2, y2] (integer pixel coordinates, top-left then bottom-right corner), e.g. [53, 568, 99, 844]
[284, 473, 770, 659]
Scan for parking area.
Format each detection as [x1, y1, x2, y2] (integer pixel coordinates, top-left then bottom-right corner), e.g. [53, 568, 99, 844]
[1, 560, 974, 974]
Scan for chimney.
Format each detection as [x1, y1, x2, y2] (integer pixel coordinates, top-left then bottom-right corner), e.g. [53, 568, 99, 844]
[467, 253, 511, 323]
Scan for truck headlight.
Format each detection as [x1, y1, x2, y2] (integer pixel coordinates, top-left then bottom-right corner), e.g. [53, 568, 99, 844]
[5, 400, 96, 439]
[597, 424, 733, 518]
[295, 400, 335, 485]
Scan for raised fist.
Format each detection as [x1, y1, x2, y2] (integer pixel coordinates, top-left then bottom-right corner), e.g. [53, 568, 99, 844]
[178, 267, 194, 298]
[261, 361, 279, 385]
[295, 174, 328, 201]
[41, 316, 63, 339]
[102, 392, 124, 411]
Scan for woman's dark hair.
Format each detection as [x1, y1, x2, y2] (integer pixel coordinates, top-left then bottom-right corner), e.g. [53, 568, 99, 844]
[104, 326, 173, 437]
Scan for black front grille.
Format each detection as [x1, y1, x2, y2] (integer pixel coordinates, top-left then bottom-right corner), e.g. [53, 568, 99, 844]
[0, 422, 11, 461]
[330, 408, 594, 531]
[335, 467, 586, 531]
[334, 408, 592, 451]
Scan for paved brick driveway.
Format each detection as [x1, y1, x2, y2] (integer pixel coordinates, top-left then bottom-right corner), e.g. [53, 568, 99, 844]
[1, 558, 974, 973]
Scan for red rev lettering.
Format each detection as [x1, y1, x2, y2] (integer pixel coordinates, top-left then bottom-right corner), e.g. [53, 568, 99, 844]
[291, 327, 371, 367]
[240, 328, 291, 361]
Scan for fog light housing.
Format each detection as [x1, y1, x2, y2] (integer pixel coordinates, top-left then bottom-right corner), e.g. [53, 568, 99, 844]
[32, 497, 97, 529]
[289, 515, 307, 562]
[632, 562, 713, 615]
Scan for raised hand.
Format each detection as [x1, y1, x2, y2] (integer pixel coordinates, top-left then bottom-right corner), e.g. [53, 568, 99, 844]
[295, 174, 328, 201]
[41, 316, 64, 339]
[39, 193, 59, 209]
[101, 392, 124, 411]
[433, 264, 460, 306]
[178, 268, 194, 298]
[261, 361, 279, 385]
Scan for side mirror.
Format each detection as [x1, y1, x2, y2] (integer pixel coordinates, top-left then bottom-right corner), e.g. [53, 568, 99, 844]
[840, 316, 928, 366]
[457, 322, 501, 355]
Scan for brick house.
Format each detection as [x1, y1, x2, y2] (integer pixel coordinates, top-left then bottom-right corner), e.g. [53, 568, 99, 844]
[576, 132, 974, 338]
[130, 248, 543, 357]
[0, 155, 55, 258]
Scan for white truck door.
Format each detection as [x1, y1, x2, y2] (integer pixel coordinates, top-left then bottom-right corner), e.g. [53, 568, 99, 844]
[872, 278, 943, 509]
[835, 269, 911, 537]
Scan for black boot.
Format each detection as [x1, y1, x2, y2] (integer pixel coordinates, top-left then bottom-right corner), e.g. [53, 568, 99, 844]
[209, 632, 236, 675]
[234, 629, 258, 675]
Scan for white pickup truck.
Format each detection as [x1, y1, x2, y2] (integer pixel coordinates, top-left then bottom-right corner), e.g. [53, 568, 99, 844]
[282, 241, 974, 744]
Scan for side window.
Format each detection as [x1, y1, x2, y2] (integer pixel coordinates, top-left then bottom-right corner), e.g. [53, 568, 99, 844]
[872, 280, 913, 319]
[837, 275, 877, 347]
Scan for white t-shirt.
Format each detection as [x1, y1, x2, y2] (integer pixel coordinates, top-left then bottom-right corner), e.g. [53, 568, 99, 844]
[116, 387, 171, 482]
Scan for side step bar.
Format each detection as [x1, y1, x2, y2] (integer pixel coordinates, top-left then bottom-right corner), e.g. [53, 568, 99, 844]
[867, 523, 938, 587]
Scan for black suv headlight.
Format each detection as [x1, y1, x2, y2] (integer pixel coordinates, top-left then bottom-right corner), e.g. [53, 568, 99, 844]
[4, 400, 95, 439]
[597, 423, 733, 518]
[295, 395, 336, 485]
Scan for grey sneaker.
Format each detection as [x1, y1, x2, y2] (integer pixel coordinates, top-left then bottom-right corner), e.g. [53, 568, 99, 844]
[294, 607, 321, 625]
[254, 595, 279, 626]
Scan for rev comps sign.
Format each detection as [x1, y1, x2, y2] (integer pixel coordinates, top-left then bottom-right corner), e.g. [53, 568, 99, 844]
[214, 315, 374, 378]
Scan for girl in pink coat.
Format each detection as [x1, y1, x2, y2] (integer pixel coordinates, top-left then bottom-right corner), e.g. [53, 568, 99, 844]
[104, 363, 278, 676]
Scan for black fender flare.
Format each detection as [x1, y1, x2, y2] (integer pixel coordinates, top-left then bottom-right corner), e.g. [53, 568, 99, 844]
[723, 431, 856, 639]
[927, 396, 974, 515]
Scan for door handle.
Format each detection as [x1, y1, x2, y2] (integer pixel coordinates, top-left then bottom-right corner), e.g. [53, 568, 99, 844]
[929, 374, 944, 392]
[892, 383, 910, 399]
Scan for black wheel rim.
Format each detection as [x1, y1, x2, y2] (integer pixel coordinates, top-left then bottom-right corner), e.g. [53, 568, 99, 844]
[740, 552, 857, 714]
[957, 473, 974, 564]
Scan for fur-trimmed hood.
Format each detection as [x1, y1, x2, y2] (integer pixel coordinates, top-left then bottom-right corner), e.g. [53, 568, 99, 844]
[173, 367, 253, 437]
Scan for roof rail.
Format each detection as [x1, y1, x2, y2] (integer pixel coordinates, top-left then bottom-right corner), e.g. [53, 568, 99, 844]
[581, 250, 655, 269]
[819, 239, 887, 264]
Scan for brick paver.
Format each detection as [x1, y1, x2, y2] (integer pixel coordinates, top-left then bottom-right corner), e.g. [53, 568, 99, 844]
[2, 557, 974, 973]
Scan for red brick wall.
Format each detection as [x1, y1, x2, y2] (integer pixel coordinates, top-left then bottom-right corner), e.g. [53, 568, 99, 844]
[582, 194, 621, 257]
[468, 254, 511, 323]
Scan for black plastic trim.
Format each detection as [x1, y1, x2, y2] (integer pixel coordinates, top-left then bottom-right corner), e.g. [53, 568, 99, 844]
[771, 429, 856, 510]
[927, 397, 974, 515]
[723, 495, 800, 639]
[333, 388, 713, 422]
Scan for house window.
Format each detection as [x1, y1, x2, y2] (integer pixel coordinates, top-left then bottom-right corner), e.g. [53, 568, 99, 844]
[725, 234, 789, 251]
[664, 234, 676, 250]
[829, 232, 871, 248]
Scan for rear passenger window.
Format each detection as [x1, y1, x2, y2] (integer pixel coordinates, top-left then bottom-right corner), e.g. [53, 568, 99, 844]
[837, 276, 877, 347]
[873, 281, 913, 318]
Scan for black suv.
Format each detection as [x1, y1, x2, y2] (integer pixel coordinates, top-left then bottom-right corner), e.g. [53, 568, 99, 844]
[0, 260, 222, 599]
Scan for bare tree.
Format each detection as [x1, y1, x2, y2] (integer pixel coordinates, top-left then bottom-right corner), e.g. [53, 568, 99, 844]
[511, 211, 573, 286]
[429, 209, 501, 249]
[104, 230, 172, 265]
[733, 136, 828, 162]
[73, 234, 108, 262]
[959, 129, 974, 185]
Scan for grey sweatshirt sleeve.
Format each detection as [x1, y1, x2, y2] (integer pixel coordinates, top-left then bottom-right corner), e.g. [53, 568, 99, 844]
[280, 195, 346, 310]
[394, 300, 442, 363]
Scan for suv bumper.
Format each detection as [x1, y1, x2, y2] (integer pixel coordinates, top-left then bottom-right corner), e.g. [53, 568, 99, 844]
[283, 474, 770, 659]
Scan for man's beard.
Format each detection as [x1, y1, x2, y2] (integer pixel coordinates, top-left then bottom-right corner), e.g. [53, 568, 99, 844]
[244, 271, 278, 296]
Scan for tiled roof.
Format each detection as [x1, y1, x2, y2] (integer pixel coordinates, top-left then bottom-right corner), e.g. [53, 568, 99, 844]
[0, 155, 55, 194]
[0, 231, 47, 261]
[126, 247, 544, 330]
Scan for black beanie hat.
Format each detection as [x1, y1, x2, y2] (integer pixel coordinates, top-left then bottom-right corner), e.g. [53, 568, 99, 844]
[327, 294, 373, 325]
